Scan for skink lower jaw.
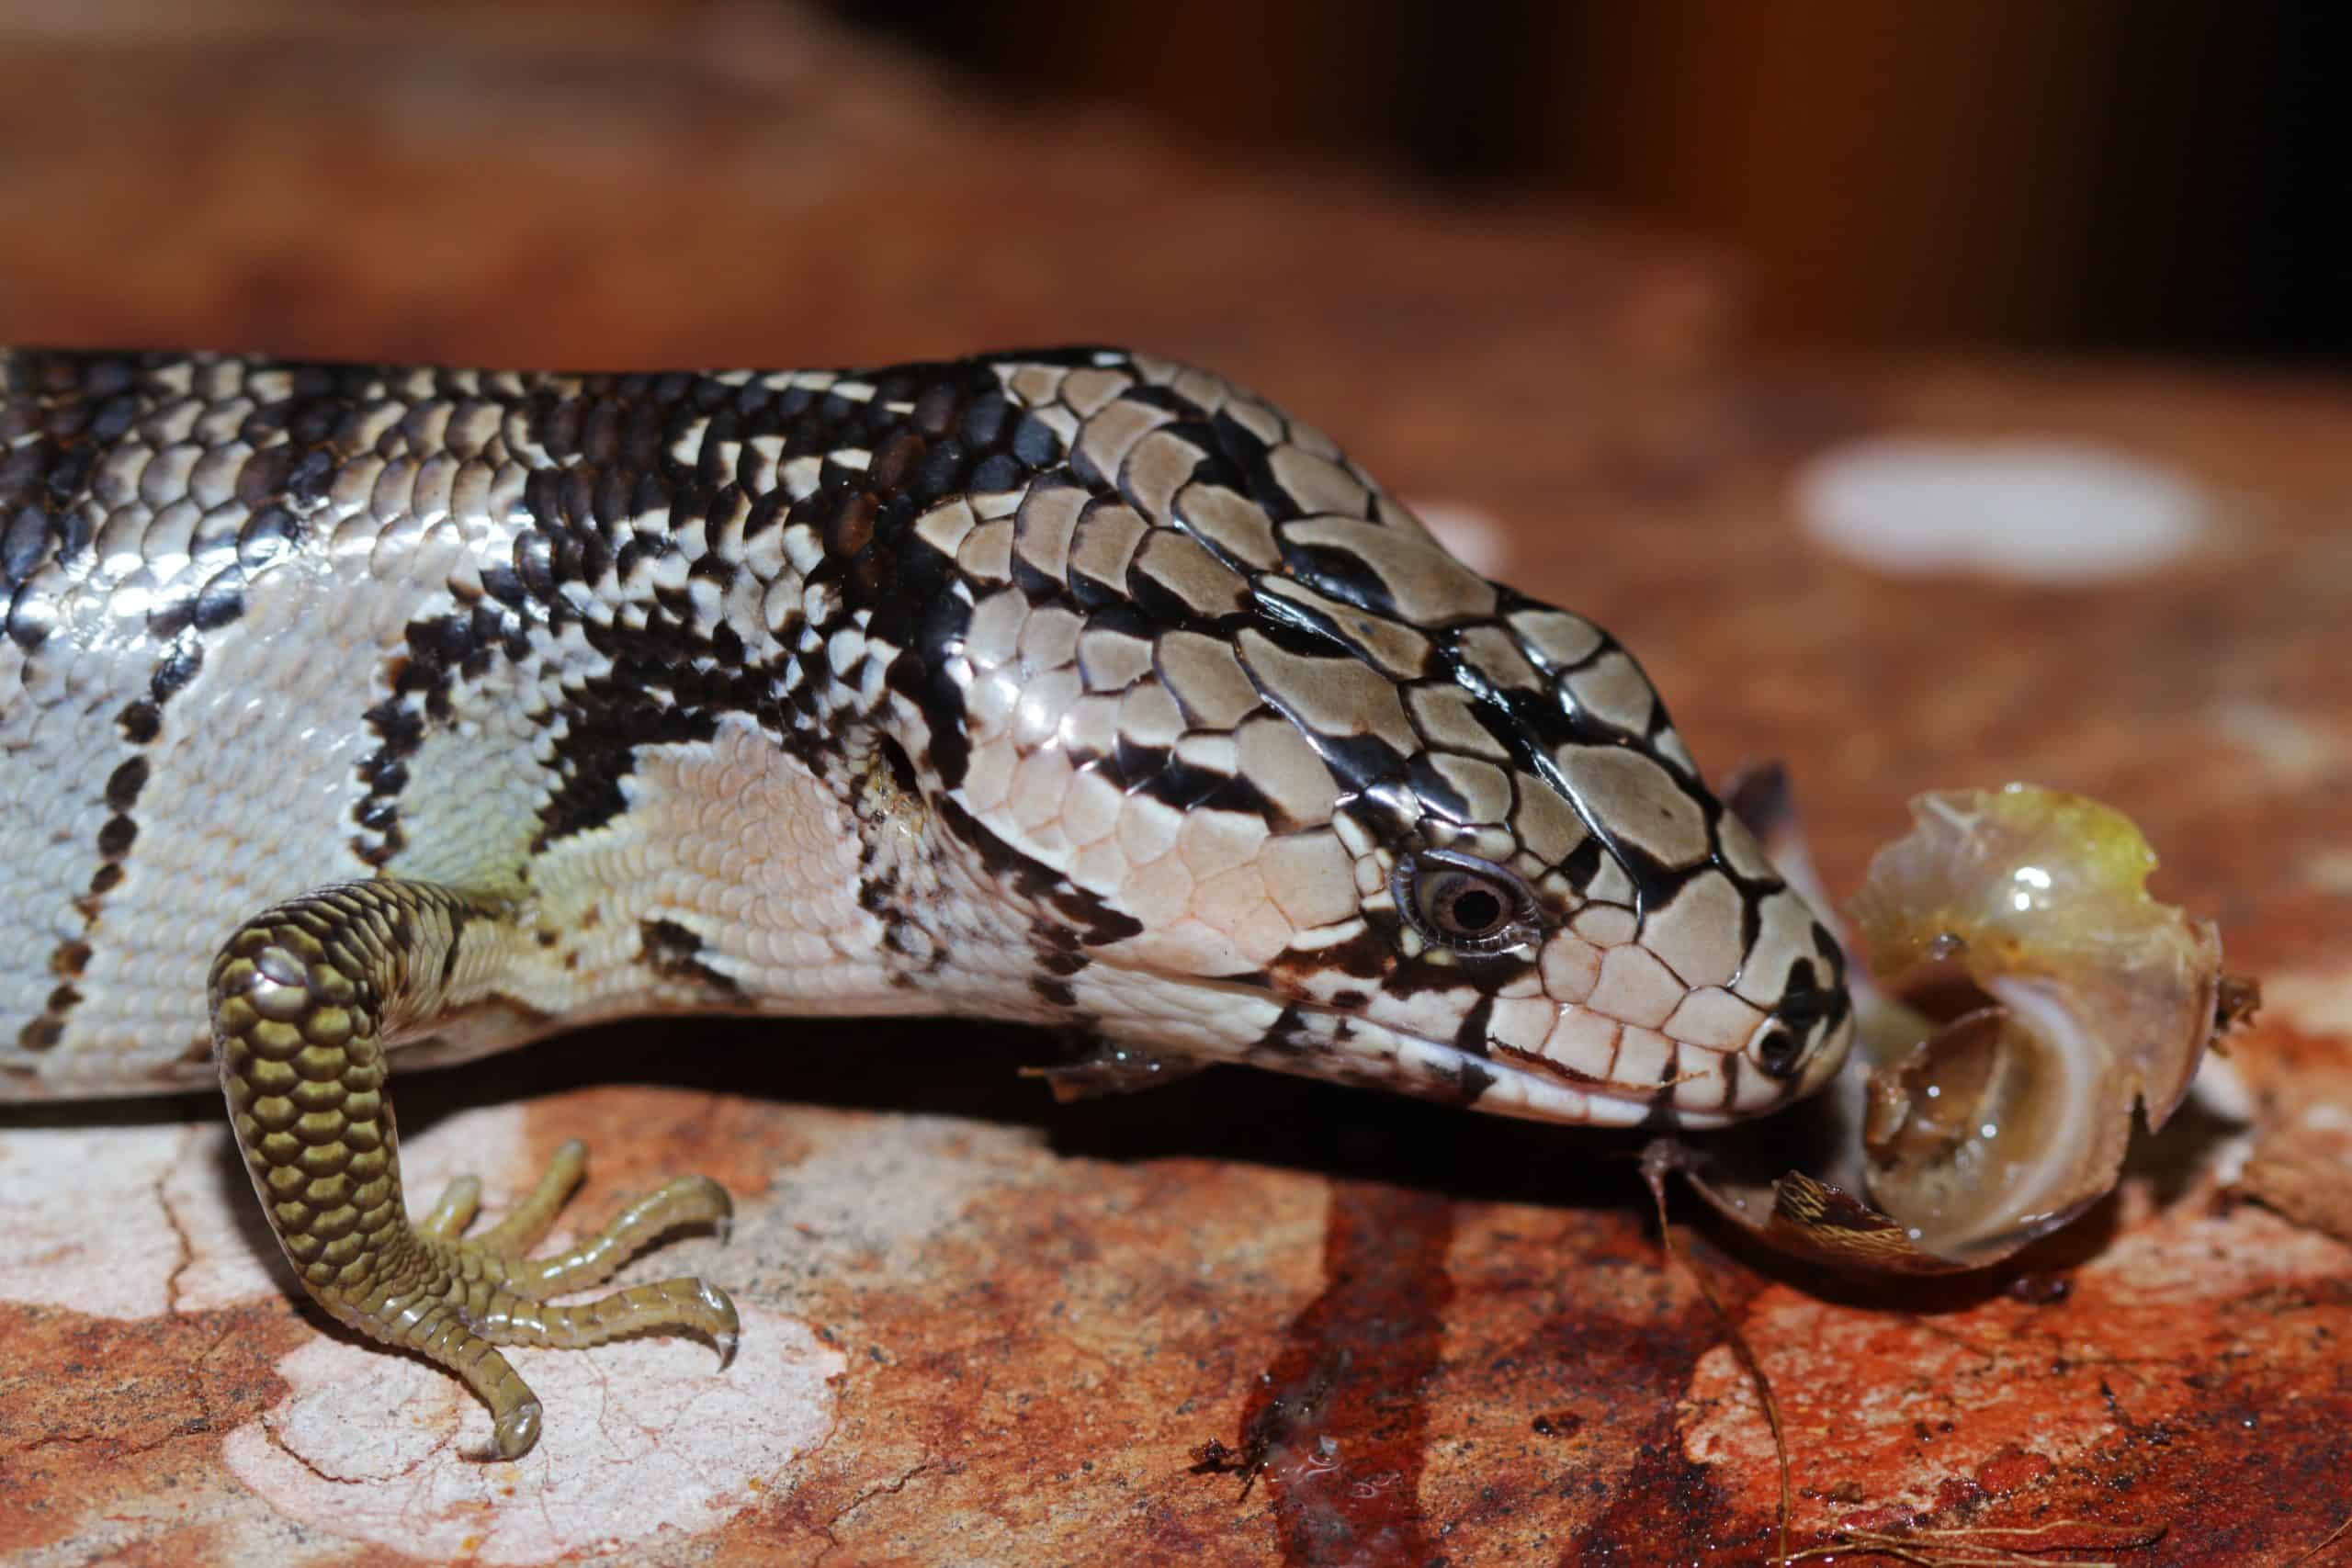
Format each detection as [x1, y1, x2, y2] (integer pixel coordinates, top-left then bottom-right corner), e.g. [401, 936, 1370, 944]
[1238, 1008, 1707, 1129]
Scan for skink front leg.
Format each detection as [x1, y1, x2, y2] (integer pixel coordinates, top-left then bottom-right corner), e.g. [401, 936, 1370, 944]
[209, 880, 739, 1461]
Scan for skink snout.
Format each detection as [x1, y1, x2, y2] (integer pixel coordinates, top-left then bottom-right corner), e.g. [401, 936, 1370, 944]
[1741, 922, 1855, 1103]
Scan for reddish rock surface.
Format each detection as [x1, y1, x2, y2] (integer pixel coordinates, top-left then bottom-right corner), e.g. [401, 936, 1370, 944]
[3, 7, 2347, 1565]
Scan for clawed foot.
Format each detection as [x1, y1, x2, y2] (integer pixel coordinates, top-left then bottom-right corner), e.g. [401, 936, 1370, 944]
[214, 885, 741, 1461]
[383, 1140, 738, 1461]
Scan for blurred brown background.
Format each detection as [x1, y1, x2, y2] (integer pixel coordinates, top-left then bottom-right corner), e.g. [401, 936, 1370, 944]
[0, 0, 2339, 364]
[846, 0, 2346, 360]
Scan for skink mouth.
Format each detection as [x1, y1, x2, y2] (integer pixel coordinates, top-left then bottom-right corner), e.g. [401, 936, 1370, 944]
[1258, 995, 1745, 1131]
[1077, 958, 1751, 1130]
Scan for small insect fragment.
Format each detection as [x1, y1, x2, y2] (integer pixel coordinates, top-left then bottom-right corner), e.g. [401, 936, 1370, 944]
[1220, 1364, 1336, 1500]
[2212, 972, 2263, 1040]
[1188, 1438, 1242, 1475]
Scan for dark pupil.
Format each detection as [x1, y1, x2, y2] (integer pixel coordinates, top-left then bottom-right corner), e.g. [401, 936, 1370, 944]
[1441, 882, 1505, 934]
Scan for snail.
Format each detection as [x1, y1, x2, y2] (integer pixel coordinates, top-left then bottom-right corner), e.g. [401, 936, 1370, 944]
[1665, 780, 2249, 1274]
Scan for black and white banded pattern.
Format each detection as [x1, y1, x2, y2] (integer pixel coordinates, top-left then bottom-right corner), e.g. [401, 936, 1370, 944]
[2, 345, 1851, 1126]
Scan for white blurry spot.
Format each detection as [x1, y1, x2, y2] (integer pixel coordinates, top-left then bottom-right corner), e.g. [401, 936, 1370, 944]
[2211, 698, 2344, 790]
[2301, 1100, 2352, 1136]
[1794, 439, 2206, 582]
[2188, 1051, 2260, 1185]
[2301, 849, 2352, 897]
[223, 1305, 842, 1565]
[2188, 1048, 2257, 1125]
[1409, 499, 1511, 577]
[2260, 969, 2352, 1041]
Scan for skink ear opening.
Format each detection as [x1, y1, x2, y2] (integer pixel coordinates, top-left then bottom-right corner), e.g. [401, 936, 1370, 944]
[876, 734, 922, 796]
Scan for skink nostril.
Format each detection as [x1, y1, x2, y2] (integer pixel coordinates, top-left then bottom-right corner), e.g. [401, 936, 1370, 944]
[1755, 1023, 1804, 1077]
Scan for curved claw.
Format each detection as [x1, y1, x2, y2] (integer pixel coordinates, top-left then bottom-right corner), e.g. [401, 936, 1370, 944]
[702, 1280, 742, 1371]
[481, 1398, 544, 1463]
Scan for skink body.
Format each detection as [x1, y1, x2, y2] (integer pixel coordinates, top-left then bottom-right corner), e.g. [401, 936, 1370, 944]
[1, 345, 1850, 1453]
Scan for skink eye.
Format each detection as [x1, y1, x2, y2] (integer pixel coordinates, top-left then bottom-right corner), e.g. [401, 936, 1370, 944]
[1394, 851, 1540, 955]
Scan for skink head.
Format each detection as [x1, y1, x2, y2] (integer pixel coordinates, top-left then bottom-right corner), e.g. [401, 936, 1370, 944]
[911, 352, 1852, 1127]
